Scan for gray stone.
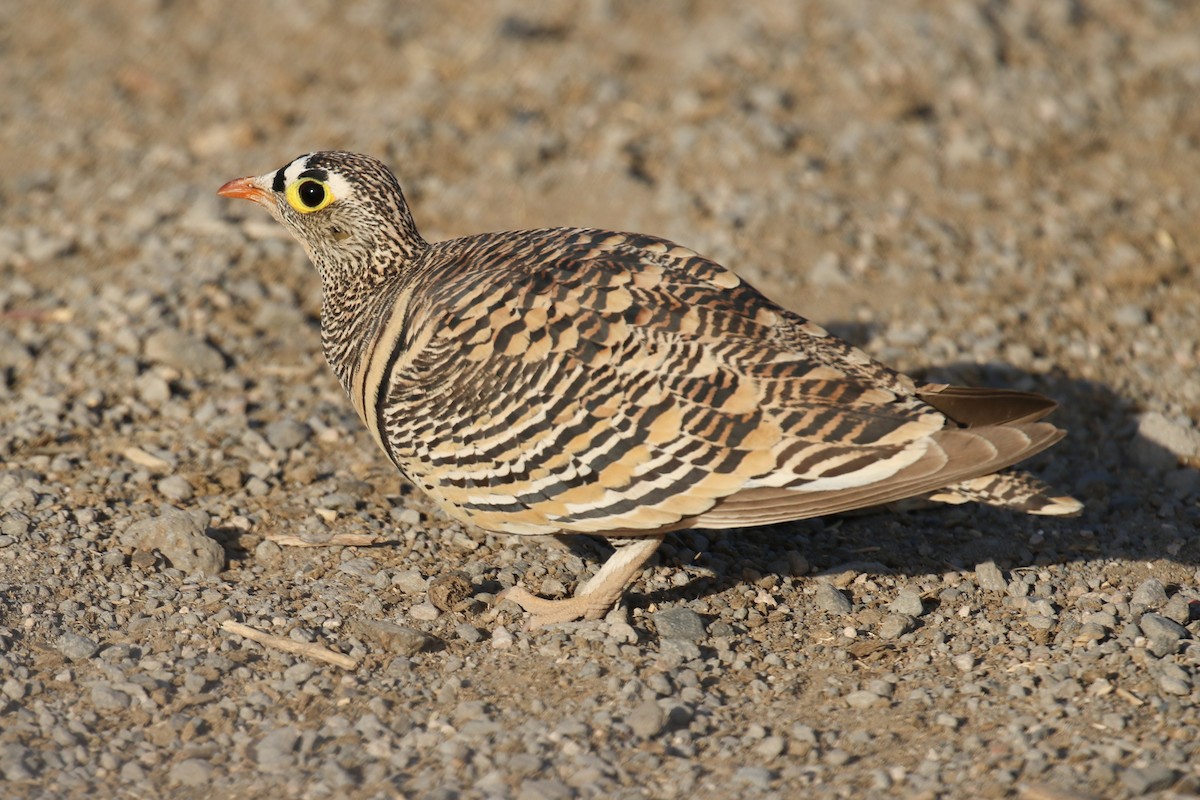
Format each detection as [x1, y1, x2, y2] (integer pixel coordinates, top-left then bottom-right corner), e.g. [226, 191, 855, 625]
[136, 373, 171, 405]
[170, 758, 214, 787]
[357, 619, 437, 656]
[1, 512, 30, 537]
[879, 613, 914, 639]
[846, 690, 882, 709]
[338, 557, 377, 578]
[90, 683, 131, 710]
[814, 581, 852, 615]
[517, 778, 574, 800]
[627, 699, 665, 738]
[1139, 613, 1188, 657]
[255, 726, 301, 771]
[408, 602, 441, 621]
[975, 562, 1008, 593]
[889, 589, 924, 616]
[56, 631, 99, 661]
[264, 418, 313, 451]
[732, 766, 775, 789]
[1120, 763, 1178, 795]
[254, 539, 282, 567]
[1162, 593, 1192, 625]
[122, 509, 223, 577]
[1159, 672, 1190, 696]
[791, 723, 818, 744]
[392, 569, 429, 594]
[1129, 415, 1188, 470]
[119, 762, 146, 783]
[653, 607, 706, 641]
[283, 662, 315, 684]
[455, 623, 484, 643]
[0, 744, 36, 781]
[143, 328, 225, 375]
[754, 735, 787, 759]
[156, 474, 194, 502]
[658, 638, 702, 662]
[1132, 577, 1168, 609]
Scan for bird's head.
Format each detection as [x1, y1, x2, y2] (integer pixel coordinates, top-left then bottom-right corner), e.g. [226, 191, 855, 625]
[218, 151, 425, 276]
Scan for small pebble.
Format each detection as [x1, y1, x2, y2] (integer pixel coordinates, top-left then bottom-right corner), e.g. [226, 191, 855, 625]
[122, 509, 223, 577]
[90, 684, 131, 710]
[408, 602, 441, 621]
[1132, 578, 1168, 609]
[143, 329, 225, 375]
[456, 623, 483, 643]
[754, 735, 787, 759]
[392, 569, 429, 594]
[357, 620, 436, 656]
[975, 562, 1008, 593]
[264, 418, 312, 451]
[846, 690, 883, 709]
[653, 607, 707, 641]
[1120, 764, 1179, 795]
[56, 632, 99, 661]
[170, 758, 215, 787]
[492, 625, 514, 650]
[254, 726, 300, 771]
[814, 582, 852, 615]
[879, 613, 914, 639]
[733, 766, 775, 789]
[889, 589, 924, 616]
[156, 475, 194, 502]
[627, 699, 665, 738]
[1139, 613, 1187, 657]
[935, 713, 961, 730]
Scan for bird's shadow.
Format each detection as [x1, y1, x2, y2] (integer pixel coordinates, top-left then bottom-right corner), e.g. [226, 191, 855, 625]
[551, 357, 1199, 608]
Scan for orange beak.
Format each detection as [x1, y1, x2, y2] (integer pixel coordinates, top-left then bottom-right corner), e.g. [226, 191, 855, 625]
[217, 176, 271, 205]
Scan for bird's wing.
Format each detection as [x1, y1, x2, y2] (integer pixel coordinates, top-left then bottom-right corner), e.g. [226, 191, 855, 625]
[379, 229, 1061, 535]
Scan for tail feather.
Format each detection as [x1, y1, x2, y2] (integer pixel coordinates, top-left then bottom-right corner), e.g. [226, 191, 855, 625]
[928, 470, 1082, 516]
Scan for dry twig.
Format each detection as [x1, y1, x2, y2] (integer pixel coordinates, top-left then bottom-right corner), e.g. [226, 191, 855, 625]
[264, 532, 388, 548]
[220, 620, 358, 670]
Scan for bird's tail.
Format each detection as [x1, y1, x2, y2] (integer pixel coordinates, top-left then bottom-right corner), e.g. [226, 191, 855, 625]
[927, 470, 1082, 516]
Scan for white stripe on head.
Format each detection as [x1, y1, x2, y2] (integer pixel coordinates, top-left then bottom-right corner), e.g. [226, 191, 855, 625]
[323, 169, 354, 202]
[263, 153, 355, 203]
[282, 154, 313, 186]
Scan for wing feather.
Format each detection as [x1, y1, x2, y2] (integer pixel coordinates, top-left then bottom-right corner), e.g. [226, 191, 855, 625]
[369, 228, 1068, 537]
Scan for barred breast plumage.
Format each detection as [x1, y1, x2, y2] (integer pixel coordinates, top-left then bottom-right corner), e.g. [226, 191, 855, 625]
[219, 151, 1081, 627]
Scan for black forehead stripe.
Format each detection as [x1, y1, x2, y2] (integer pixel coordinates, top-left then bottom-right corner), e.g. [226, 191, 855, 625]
[299, 168, 329, 182]
[271, 167, 287, 193]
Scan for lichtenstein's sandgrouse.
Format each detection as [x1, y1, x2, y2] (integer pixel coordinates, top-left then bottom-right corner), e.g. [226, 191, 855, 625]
[219, 151, 1081, 628]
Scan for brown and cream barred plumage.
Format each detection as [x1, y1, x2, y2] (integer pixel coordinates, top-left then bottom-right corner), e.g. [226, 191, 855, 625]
[219, 151, 1081, 627]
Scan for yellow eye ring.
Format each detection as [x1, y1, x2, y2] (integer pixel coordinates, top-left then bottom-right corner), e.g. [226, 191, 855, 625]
[286, 178, 334, 213]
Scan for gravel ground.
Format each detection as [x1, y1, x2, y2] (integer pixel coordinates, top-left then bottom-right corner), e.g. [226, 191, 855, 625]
[2, 2, 1200, 798]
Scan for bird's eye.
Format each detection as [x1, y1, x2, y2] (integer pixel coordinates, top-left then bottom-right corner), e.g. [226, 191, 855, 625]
[286, 178, 334, 213]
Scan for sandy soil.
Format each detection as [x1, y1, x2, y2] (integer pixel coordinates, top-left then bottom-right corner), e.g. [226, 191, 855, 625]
[1, 2, 1199, 798]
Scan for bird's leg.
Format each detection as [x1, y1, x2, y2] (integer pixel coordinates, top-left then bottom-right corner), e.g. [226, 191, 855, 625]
[500, 535, 665, 629]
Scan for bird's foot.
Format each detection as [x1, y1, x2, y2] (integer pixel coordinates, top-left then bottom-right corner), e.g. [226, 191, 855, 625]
[498, 534, 665, 630]
[498, 585, 615, 628]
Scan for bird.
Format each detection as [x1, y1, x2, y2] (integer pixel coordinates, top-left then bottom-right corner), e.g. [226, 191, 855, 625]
[218, 151, 1081, 628]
